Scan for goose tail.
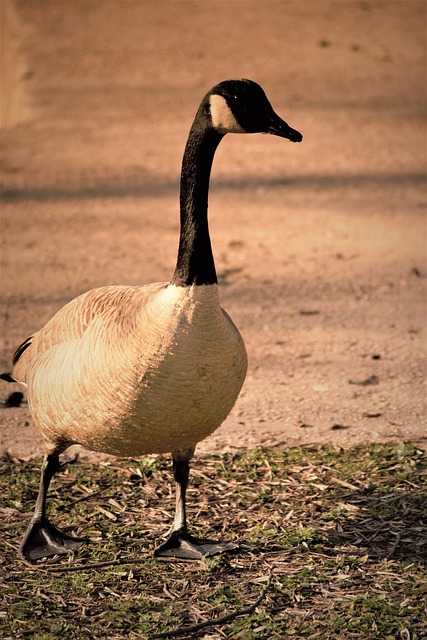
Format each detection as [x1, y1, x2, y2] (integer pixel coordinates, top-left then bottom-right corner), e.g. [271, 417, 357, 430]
[0, 372, 16, 383]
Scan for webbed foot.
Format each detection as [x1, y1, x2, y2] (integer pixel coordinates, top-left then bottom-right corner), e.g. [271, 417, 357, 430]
[20, 518, 86, 562]
[154, 529, 238, 560]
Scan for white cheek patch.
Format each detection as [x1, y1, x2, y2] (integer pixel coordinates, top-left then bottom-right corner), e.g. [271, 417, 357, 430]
[209, 94, 246, 134]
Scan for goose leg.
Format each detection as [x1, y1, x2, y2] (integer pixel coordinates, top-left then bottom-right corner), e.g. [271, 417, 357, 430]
[154, 453, 238, 560]
[19, 453, 85, 562]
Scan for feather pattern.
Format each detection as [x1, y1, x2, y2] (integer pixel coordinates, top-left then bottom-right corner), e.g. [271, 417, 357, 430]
[14, 283, 247, 456]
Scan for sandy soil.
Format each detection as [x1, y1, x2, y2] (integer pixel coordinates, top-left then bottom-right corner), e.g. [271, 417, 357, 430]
[1, 0, 426, 460]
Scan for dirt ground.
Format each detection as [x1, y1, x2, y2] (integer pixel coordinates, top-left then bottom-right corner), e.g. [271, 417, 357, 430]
[0, 0, 426, 460]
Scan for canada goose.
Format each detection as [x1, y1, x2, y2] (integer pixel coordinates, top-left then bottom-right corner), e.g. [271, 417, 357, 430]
[4, 79, 302, 562]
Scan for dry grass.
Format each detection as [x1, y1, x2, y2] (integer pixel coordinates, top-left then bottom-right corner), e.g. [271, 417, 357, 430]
[0, 443, 426, 639]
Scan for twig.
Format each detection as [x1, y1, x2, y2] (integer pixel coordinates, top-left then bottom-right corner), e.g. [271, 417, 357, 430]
[64, 487, 115, 508]
[150, 564, 275, 639]
[386, 532, 401, 558]
[28, 556, 150, 573]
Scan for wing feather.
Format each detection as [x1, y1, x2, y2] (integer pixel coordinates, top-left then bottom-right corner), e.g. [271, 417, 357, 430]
[11, 283, 166, 384]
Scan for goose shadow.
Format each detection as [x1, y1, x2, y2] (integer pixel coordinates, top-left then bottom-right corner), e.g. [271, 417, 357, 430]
[254, 482, 427, 564]
[322, 485, 427, 563]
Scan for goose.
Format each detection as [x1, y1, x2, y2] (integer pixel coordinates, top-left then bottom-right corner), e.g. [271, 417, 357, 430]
[3, 79, 302, 562]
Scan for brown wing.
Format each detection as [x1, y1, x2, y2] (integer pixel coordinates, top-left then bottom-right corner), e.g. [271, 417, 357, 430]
[10, 284, 165, 384]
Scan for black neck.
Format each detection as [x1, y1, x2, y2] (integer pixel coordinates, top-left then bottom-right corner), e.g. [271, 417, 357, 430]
[172, 108, 223, 286]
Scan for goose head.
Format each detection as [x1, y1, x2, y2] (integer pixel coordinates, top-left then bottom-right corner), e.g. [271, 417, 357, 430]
[206, 78, 302, 142]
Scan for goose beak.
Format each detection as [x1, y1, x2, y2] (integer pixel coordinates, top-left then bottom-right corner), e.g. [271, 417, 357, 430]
[267, 114, 303, 142]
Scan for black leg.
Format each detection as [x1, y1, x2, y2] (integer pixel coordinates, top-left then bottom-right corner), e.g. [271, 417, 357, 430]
[19, 453, 85, 562]
[166, 457, 190, 535]
[154, 453, 238, 560]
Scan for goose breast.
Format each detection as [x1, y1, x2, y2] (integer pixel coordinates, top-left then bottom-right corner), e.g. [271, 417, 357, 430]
[21, 283, 247, 456]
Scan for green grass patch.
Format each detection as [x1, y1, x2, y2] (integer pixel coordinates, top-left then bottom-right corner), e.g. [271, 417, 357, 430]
[0, 443, 426, 639]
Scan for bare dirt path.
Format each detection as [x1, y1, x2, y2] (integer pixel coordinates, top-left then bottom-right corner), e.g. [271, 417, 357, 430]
[1, 0, 425, 459]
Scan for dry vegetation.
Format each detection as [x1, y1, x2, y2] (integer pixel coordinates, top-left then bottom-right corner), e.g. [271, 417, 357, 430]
[1, 443, 426, 639]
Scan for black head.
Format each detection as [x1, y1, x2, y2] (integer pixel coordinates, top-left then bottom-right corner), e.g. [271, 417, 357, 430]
[206, 79, 302, 143]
